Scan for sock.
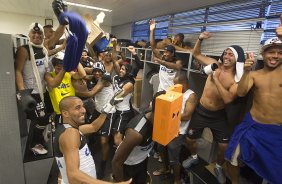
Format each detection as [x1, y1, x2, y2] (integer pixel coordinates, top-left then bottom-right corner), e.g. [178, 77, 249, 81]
[191, 154, 198, 159]
[215, 163, 222, 168]
[98, 160, 107, 179]
[32, 125, 45, 147]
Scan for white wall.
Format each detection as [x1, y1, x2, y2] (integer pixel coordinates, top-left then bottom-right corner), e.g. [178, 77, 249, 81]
[0, 11, 111, 36]
[100, 25, 111, 34]
[0, 11, 58, 36]
[112, 23, 132, 39]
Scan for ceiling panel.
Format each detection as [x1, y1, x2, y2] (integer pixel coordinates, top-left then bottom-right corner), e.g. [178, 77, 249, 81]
[0, 0, 231, 26]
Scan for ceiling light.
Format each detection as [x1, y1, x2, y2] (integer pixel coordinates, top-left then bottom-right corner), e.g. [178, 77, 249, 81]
[64, 1, 112, 12]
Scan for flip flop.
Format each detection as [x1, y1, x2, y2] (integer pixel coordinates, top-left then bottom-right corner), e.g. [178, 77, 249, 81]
[152, 168, 170, 176]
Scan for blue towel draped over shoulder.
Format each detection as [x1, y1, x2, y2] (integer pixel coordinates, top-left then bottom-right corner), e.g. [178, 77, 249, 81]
[225, 112, 282, 184]
[59, 12, 88, 72]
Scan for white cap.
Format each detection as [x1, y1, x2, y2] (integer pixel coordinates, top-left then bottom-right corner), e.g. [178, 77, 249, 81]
[261, 37, 282, 52]
[29, 22, 44, 33]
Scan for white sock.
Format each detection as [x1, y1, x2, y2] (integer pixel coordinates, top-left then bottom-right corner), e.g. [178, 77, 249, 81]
[215, 163, 222, 168]
[191, 154, 198, 159]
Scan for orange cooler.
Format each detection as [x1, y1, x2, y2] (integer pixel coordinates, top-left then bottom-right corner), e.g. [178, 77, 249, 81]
[167, 84, 183, 93]
[153, 91, 183, 145]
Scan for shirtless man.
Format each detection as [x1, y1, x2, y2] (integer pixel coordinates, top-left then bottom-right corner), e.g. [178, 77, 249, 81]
[43, 24, 66, 56]
[182, 32, 245, 183]
[225, 20, 282, 184]
[170, 33, 193, 51]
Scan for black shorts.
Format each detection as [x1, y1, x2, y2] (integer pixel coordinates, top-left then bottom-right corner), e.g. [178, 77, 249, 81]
[53, 114, 62, 128]
[85, 107, 100, 125]
[112, 110, 134, 135]
[26, 93, 49, 126]
[167, 134, 186, 165]
[95, 110, 114, 137]
[187, 104, 229, 143]
[123, 157, 148, 184]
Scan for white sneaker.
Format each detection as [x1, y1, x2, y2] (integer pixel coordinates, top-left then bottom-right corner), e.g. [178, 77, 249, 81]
[158, 156, 163, 163]
[31, 144, 48, 155]
[146, 171, 152, 184]
[153, 152, 159, 159]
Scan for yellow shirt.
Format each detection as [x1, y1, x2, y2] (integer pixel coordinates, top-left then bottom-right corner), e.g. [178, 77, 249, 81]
[49, 72, 75, 114]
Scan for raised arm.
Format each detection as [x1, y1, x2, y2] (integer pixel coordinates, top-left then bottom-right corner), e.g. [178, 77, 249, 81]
[45, 25, 66, 50]
[112, 38, 118, 61]
[120, 50, 127, 62]
[111, 39, 122, 74]
[193, 32, 218, 66]
[79, 113, 107, 134]
[70, 63, 87, 80]
[47, 39, 66, 56]
[75, 79, 105, 98]
[112, 128, 142, 181]
[154, 57, 183, 70]
[45, 69, 66, 89]
[149, 19, 162, 59]
[171, 43, 193, 52]
[15, 47, 28, 90]
[237, 53, 255, 97]
[276, 15, 282, 40]
[127, 46, 143, 78]
[113, 59, 121, 74]
[84, 67, 94, 75]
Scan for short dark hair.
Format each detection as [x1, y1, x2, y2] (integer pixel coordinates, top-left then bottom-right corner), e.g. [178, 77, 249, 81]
[43, 25, 53, 29]
[59, 96, 80, 112]
[51, 57, 63, 66]
[175, 33, 184, 40]
[82, 49, 89, 56]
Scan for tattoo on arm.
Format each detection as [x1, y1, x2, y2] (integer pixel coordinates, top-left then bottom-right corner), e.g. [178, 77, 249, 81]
[187, 95, 198, 104]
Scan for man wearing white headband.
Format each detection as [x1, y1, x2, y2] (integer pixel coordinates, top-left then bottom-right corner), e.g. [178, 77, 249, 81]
[182, 32, 245, 184]
[15, 22, 66, 155]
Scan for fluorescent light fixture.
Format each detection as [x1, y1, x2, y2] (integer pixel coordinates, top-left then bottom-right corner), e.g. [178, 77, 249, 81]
[64, 1, 112, 12]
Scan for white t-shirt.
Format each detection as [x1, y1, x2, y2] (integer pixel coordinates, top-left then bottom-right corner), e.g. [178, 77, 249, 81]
[95, 84, 115, 113]
[179, 89, 195, 135]
[158, 64, 176, 91]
